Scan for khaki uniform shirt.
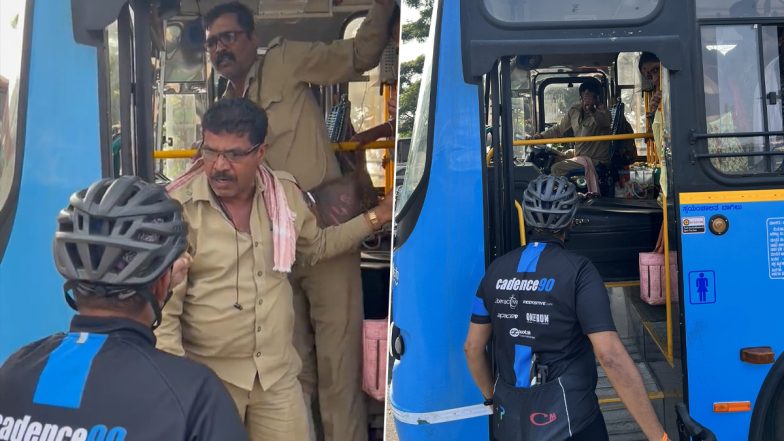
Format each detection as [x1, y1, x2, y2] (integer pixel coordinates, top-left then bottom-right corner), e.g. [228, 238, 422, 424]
[541, 104, 612, 165]
[222, 2, 394, 192]
[156, 169, 373, 391]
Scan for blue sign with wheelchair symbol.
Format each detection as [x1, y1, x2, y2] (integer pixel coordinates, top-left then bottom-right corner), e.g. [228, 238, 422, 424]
[689, 270, 716, 304]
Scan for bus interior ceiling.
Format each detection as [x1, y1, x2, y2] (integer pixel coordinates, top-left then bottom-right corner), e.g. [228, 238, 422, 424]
[485, 50, 683, 438]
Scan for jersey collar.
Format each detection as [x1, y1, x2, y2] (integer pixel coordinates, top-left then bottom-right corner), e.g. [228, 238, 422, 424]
[527, 233, 566, 247]
[70, 315, 156, 346]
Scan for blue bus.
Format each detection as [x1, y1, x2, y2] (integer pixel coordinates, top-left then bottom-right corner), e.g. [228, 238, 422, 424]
[391, 0, 784, 440]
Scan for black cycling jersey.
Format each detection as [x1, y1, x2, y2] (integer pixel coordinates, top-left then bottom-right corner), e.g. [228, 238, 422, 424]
[471, 235, 615, 440]
[0, 315, 247, 441]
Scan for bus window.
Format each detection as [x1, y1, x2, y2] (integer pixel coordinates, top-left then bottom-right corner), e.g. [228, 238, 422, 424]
[482, 0, 659, 23]
[105, 21, 121, 176]
[344, 15, 387, 188]
[700, 24, 779, 174]
[0, 0, 28, 222]
[396, 18, 435, 215]
[510, 62, 532, 159]
[697, 0, 784, 19]
[158, 19, 208, 181]
[542, 82, 580, 129]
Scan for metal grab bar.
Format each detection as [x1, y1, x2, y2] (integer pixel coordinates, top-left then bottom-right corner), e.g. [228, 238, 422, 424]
[486, 133, 654, 163]
[152, 140, 395, 160]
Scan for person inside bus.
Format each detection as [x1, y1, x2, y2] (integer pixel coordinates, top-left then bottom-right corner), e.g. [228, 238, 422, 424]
[202, 3, 396, 440]
[464, 175, 669, 441]
[639, 52, 667, 253]
[156, 98, 393, 441]
[530, 79, 612, 176]
[0, 176, 249, 441]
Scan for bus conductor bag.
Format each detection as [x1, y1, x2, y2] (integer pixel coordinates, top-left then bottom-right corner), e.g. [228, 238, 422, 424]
[308, 95, 377, 227]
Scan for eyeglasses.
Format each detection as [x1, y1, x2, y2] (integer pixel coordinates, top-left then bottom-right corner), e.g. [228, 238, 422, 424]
[200, 143, 261, 163]
[204, 30, 248, 51]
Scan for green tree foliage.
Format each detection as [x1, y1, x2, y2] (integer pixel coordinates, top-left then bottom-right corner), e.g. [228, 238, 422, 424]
[398, 0, 432, 138]
[398, 55, 424, 137]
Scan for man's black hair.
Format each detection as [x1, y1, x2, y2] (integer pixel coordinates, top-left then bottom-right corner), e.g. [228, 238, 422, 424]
[578, 78, 602, 97]
[201, 98, 268, 145]
[638, 52, 660, 72]
[203, 1, 255, 33]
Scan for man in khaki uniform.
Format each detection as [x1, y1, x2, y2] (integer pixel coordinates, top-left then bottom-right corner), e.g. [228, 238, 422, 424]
[156, 99, 392, 440]
[531, 79, 612, 176]
[202, 2, 395, 440]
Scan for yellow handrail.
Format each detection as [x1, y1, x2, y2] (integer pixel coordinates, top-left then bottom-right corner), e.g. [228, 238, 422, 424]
[486, 132, 654, 164]
[514, 200, 526, 246]
[152, 140, 395, 160]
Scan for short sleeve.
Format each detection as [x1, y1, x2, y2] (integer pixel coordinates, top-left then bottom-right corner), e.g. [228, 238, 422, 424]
[575, 260, 616, 334]
[470, 277, 491, 325]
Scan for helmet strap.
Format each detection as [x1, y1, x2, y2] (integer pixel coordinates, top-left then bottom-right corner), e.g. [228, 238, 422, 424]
[63, 280, 80, 312]
[135, 286, 164, 330]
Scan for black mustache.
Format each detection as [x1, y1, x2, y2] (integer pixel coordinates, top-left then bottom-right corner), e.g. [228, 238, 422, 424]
[216, 51, 235, 65]
[210, 172, 236, 182]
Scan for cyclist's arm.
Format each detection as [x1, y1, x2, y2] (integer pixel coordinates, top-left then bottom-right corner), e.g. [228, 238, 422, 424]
[464, 322, 493, 400]
[589, 331, 666, 441]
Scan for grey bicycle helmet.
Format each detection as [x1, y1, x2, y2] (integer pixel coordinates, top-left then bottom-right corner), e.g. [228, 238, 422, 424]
[523, 175, 579, 231]
[54, 176, 187, 325]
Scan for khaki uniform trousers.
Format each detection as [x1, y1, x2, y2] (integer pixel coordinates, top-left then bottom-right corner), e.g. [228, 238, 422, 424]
[551, 158, 587, 176]
[223, 372, 311, 441]
[292, 250, 366, 441]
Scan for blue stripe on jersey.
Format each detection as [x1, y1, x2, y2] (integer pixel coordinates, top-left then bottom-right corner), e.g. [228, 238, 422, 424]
[33, 332, 107, 409]
[472, 296, 489, 316]
[517, 242, 546, 273]
[513, 344, 533, 388]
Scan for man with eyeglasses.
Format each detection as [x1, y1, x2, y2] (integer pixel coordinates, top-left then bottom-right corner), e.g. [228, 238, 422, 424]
[157, 98, 393, 441]
[201, 3, 396, 441]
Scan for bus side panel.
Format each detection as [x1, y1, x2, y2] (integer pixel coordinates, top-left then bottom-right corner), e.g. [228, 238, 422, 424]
[0, 0, 101, 362]
[680, 194, 784, 439]
[390, 0, 487, 439]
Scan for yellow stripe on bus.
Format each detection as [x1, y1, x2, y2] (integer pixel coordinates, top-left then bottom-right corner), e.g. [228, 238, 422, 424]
[680, 189, 784, 204]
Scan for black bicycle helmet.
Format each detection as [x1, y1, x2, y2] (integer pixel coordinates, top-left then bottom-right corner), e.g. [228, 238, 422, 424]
[523, 175, 579, 231]
[54, 176, 187, 325]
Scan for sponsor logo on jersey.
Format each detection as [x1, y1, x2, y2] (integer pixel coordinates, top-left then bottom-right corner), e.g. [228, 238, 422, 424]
[530, 412, 558, 426]
[526, 313, 550, 325]
[509, 328, 532, 338]
[497, 313, 519, 319]
[495, 277, 555, 293]
[0, 414, 127, 441]
[494, 293, 519, 309]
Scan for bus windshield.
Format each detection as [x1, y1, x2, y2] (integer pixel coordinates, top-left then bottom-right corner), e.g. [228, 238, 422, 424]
[482, 0, 660, 23]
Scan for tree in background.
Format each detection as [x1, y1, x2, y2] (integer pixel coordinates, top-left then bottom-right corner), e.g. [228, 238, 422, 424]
[398, 0, 432, 138]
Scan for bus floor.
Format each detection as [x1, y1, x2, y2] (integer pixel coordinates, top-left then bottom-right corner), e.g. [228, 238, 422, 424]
[603, 286, 683, 440]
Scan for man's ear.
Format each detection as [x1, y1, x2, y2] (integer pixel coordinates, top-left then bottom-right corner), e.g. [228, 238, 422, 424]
[256, 142, 268, 162]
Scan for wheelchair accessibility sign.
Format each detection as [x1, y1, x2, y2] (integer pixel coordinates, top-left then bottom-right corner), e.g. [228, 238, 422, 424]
[688, 270, 716, 305]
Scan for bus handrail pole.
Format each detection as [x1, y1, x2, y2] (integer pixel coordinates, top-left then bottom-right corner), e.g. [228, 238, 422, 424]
[485, 133, 654, 163]
[152, 140, 395, 159]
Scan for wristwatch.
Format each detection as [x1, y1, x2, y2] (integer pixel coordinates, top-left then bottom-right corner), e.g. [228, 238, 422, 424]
[483, 397, 493, 406]
[366, 209, 380, 229]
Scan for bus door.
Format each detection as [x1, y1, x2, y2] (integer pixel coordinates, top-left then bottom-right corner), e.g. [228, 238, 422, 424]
[675, 2, 784, 439]
[459, 0, 695, 439]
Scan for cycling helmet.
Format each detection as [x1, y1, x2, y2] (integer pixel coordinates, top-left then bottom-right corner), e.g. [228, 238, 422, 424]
[54, 176, 187, 325]
[523, 175, 579, 231]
